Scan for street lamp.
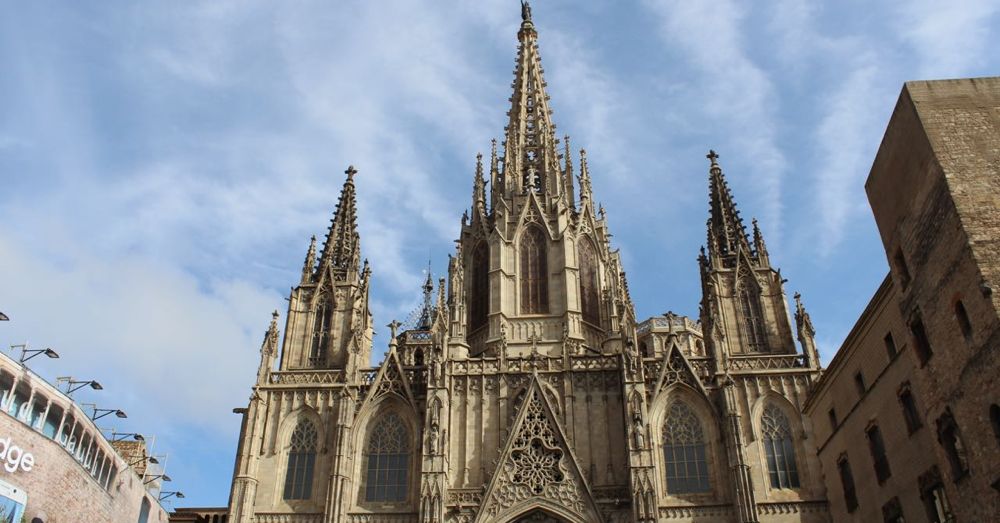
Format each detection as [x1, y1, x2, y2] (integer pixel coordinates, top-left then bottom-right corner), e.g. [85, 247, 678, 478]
[128, 455, 158, 468]
[10, 344, 59, 363]
[158, 491, 184, 501]
[110, 432, 144, 442]
[144, 473, 171, 485]
[56, 377, 103, 396]
[90, 407, 127, 421]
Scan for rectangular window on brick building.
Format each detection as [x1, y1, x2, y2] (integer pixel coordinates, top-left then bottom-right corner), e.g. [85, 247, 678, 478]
[882, 496, 904, 523]
[866, 423, 892, 483]
[910, 313, 933, 366]
[854, 372, 866, 397]
[837, 455, 858, 513]
[898, 383, 922, 434]
[894, 248, 911, 289]
[884, 332, 897, 359]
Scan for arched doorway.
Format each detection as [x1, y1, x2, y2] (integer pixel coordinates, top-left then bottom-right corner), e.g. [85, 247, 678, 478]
[511, 509, 565, 523]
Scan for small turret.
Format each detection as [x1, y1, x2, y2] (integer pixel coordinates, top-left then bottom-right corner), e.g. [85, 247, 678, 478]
[794, 293, 821, 368]
[301, 235, 317, 284]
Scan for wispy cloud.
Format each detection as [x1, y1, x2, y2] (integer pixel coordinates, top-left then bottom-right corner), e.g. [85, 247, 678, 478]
[640, 0, 787, 244]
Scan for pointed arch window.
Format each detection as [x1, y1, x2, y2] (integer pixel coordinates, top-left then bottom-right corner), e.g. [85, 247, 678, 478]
[365, 412, 410, 502]
[738, 280, 767, 352]
[579, 239, 600, 325]
[662, 402, 710, 494]
[283, 420, 318, 500]
[310, 298, 334, 366]
[520, 227, 549, 314]
[469, 242, 489, 331]
[761, 404, 800, 489]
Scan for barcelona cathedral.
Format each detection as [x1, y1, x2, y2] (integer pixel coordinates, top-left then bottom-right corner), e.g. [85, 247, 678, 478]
[222, 4, 832, 523]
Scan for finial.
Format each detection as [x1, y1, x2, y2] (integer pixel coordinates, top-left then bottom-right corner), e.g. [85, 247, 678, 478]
[345, 165, 357, 180]
[706, 150, 719, 166]
[387, 319, 402, 339]
[521, 1, 532, 22]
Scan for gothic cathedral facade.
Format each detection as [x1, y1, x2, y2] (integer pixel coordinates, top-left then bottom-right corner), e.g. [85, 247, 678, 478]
[226, 5, 830, 523]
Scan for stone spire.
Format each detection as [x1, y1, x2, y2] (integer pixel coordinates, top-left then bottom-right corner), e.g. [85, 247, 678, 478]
[752, 217, 770, 266]
[563, 135, 575, 208]
[472, 152, 487, 218]
[418, 263, 434, 330]
[301, 235, 317, 284]
[705, 150, 751, 265]
[501, 0, 561, 198]
[578, 148, 593, 206]
[794, 292, 821, 368]
[319, 166, 362, 278]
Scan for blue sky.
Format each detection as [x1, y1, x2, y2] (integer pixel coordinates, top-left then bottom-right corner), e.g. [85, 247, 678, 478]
[1, 0, 998, 508]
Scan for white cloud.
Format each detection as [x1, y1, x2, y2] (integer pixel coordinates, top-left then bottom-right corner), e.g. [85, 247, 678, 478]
[896, 0, 1000, 79]
[641, 0, 787, 243]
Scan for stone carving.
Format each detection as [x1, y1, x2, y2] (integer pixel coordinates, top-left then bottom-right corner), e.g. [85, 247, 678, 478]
[479, 386, 596, 521]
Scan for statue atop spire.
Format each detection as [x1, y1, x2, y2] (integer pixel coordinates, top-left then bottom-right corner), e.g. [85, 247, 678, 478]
[521, 1, 532, 23]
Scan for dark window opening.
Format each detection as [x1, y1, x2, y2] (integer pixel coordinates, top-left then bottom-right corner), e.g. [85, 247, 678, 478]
[954, 300, 973, 343]
[894, 248, 911, 289]
[882, 496, 904, 523]
[520, 227, 549, 314]
[837, 455, 858, 513]
[884, 332, 897, 359]
[739, 282, 768, 352]
[579, 239, 601, 325]
[828, 408, 838, 431]
[919, 466, 952, 523]
[910, 313, 933, 366]
[866, 423, 891, 484]
[283, 421, 318, 500]
[469, 242, 489, 332]
[898, 384, 923, 434]
[936, 409, 968, 481]
[990, 404, 1000, 448]
[854, 372, 866, 397]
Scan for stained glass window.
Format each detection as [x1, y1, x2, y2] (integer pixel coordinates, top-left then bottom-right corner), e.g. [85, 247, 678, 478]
[469, 242, 489, 331]
[662, 402, 710, 494]
[579, 239, 600, 325]
[761, 404, 799, 489]
[283, 420, 318, 500]
[365, 412, 410, 502]
[520, 227, 548, 314]
[739, 282, 767, 352]
[310, 299, 333, 366]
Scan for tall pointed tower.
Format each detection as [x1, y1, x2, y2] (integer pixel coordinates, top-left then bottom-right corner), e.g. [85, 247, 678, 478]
[446, 1, 634, 361]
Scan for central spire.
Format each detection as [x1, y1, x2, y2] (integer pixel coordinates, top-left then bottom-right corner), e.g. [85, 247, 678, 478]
[498, 0, 562, 202]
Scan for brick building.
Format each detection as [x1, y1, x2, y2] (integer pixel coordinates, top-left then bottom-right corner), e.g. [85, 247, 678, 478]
[805, 77, 1000, 522]
[0, 350, 170, 522]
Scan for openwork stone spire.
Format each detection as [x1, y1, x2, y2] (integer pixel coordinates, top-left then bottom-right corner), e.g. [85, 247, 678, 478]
[319, 165, 362, 277]
[501, 0, 561, 198]
[705, 150, 751, 265]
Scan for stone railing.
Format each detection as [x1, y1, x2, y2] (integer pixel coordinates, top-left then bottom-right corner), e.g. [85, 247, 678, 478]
[269, 370, 342, 386]
[254, 514, 323, 523]
[637, 315, 702, 335]
[659, 504, 733, 518]
[447, 488, 483, 506]
[345, 513, 418, 523]
[757, 500, 828, 515]
[728, 354, 807, 371]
